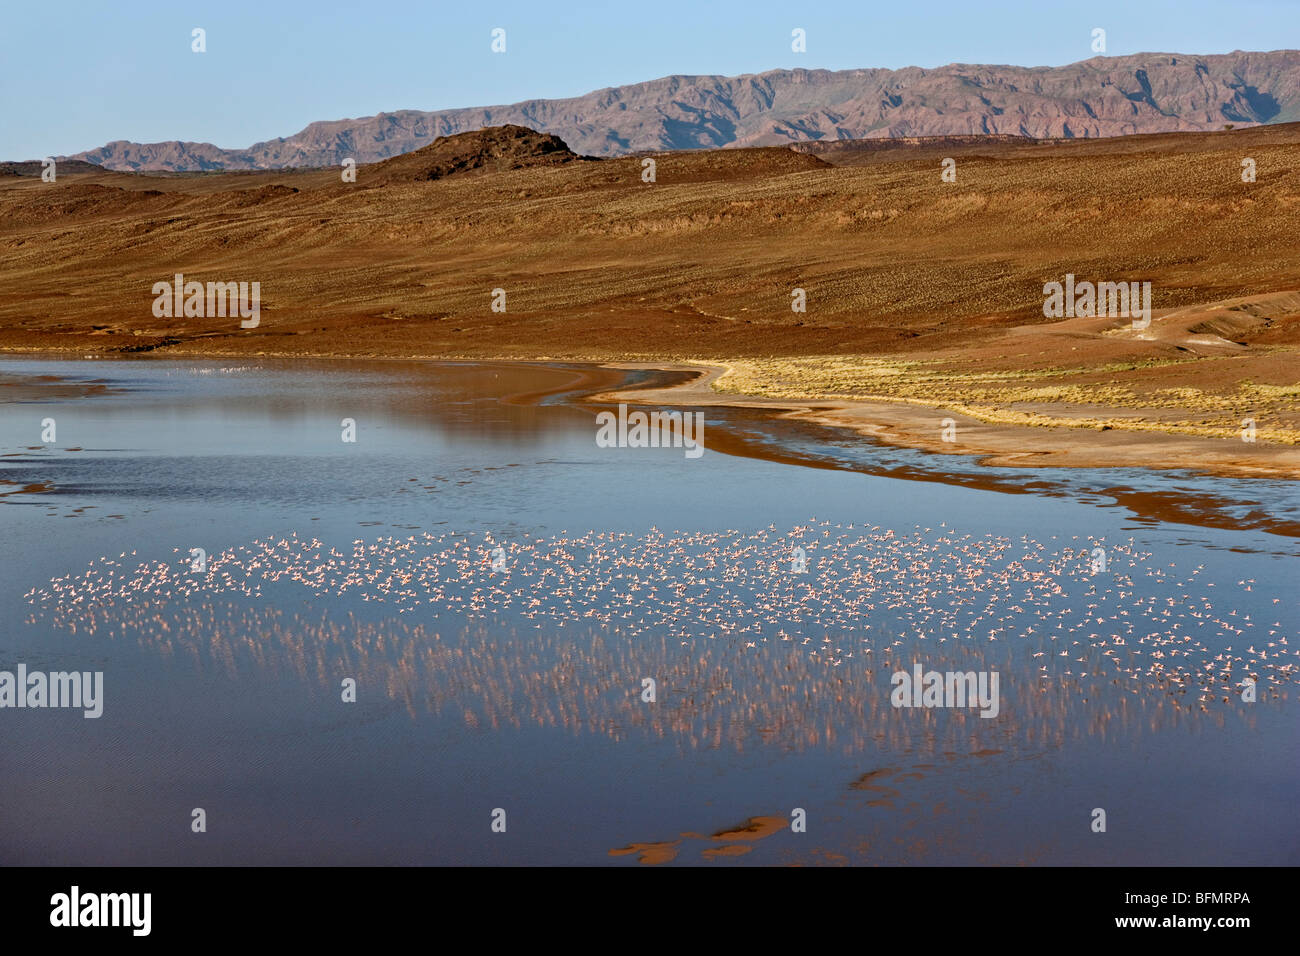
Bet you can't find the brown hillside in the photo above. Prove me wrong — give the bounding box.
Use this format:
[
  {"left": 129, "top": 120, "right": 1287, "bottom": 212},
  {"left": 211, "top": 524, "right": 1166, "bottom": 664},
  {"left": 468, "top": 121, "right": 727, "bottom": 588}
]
[{"left": 4, "top": 123, "right": 1300, "bottom": 460}]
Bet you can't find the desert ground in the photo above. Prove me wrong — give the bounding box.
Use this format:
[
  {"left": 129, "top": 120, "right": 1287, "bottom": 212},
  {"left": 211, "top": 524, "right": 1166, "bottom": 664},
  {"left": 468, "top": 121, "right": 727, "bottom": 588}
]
[{"left": 3, "top": 123, "right": 1300, "bottom": 476}]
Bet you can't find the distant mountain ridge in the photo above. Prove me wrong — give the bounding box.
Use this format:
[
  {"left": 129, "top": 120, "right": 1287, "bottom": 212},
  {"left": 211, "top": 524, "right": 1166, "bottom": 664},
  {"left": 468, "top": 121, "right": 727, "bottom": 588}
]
[{"left": 62, "top": 50, "right": 1300, "bottom": 171}]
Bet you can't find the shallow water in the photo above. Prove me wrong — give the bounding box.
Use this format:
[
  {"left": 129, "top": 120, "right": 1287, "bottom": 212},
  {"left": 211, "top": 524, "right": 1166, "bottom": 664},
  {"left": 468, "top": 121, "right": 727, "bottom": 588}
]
[{"left": 1, "top": 357, "right": 1297, "bottom": 865}]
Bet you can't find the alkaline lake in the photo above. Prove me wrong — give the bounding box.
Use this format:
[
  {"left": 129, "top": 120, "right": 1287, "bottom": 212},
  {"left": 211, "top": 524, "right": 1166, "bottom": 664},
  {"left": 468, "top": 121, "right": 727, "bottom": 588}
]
[{"left": 1, "top": 357, "right": 1296, "bottom": 865}]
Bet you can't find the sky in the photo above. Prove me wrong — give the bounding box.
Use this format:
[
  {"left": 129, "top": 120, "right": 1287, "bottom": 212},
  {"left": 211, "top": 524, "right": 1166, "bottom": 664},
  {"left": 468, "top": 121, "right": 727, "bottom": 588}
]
[{"left": 1, "top": 0, "right": 1297, "bottom": 159}]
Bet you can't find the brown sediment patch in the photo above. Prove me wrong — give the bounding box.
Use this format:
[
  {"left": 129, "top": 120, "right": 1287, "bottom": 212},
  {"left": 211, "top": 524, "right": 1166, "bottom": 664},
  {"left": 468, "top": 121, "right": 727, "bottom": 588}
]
[
  {"left": 702, "top": 844, "right": 754, "bottom": 859},
  {"left": 710, "top": 815, "right": 789, "bottom": 842},
  {"left": 850, "top": 767, "right": 902, "bottom": 794},
  {"left": 618, "top": 754, "right": 1016, "bottom": 863},
  {"left": 608, "top": 840, "right": 681, "bottom": 865},
  {"left": 0, "top": 481, "right": 53, "bottom": 496},
  {"left": 612, "top": 813, "right": 792, "bottom": 864}
]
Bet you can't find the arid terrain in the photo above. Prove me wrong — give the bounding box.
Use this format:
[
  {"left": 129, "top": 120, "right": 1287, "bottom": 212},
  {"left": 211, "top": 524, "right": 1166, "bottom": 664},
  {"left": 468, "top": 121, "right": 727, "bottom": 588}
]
[{"left": 4, "top": 121, "right": 1300, "bottom": 476}]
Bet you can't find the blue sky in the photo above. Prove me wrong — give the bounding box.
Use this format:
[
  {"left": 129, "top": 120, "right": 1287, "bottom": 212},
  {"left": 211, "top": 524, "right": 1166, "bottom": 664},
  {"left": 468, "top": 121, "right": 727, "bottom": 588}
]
[{"left": 1, "top": 0, "right": 1295, "bottom": 159}]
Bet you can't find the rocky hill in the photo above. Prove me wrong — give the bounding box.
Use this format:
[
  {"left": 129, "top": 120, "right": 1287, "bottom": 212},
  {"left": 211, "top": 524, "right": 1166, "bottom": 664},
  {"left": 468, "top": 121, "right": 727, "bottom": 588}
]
[{"left": 366, "top": 125, "right": 587, "bottom": 183}]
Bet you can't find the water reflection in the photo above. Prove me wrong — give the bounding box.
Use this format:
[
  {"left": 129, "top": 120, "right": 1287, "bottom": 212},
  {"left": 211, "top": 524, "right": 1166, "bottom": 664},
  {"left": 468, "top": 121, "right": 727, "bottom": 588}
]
[
  {"left": 26, "top": 523, "right": 1294, "bottom": 756},
  {"left": 26, "top": 597, "right": 1271, "bottom": 757}
]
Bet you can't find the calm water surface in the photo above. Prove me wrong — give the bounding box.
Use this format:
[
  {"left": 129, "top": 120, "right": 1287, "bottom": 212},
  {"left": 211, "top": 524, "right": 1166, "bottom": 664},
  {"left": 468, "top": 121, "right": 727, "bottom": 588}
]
[{"left": 1, "top": 357, "right": 1296, "bottom": 865}]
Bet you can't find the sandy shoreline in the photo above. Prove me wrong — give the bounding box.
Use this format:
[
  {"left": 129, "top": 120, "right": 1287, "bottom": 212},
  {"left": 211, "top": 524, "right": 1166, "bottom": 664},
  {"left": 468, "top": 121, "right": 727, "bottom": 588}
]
[
  {"left": 4, "top": 346, "right": 1298, "bottom": 482},
  {"left": 595, "top": 361, "right": 1300, "bottom": 481}
]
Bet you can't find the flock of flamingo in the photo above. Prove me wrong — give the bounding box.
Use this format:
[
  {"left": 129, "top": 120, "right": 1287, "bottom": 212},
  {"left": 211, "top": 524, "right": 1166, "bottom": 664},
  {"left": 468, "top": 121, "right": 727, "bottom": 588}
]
[{"left": 24, "top": 521, "right": 1296, "bottom": 719}]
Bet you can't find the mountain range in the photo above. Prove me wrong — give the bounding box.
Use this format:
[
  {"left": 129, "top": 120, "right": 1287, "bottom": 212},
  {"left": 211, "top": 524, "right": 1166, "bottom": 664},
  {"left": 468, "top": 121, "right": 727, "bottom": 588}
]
[{"left": 62, "top": 50, "right": 1300, "bottom": 172}]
